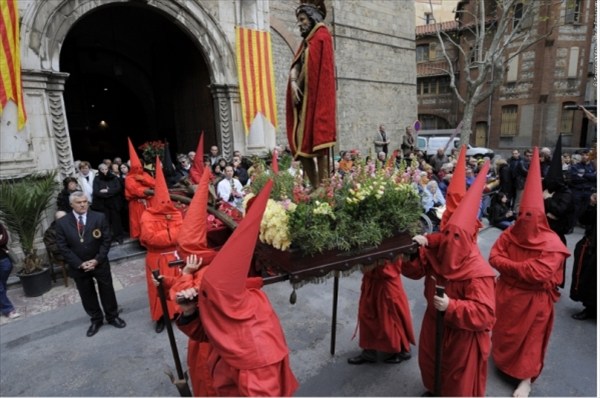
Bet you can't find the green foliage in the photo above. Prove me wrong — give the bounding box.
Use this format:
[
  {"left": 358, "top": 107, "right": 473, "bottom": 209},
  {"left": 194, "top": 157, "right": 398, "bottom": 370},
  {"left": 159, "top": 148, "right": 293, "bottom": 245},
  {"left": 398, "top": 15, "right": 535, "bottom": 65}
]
[
  {"left": 287, "top": 171, "right": 422, "bottom": 256},
  {"left": 246, "top": 164, "right": 296, "bottom": 201},
  {"left": 0, "top": 172, "right": 58, "bottom": 274}
]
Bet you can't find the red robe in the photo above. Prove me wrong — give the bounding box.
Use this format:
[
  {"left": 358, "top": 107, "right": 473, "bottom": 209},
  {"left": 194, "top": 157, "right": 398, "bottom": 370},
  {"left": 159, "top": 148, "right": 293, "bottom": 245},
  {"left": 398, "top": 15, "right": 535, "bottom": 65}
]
[
  {"left": 489, "top": 231, "right": 569, "bottom": 381},
  {"left": 125, "top": 173, "right": 155, "bottom": 238},
  {"left": 357, "top": 259, "right": 415, "bottom": 353},
  {"left": 285, "top": 23, "right": 336, "bottom": 159},
  {"left": 139, "top": 211, "right": 182, "bottom": 321},
  {"left": 170, "top": 273, "right": 217, "bottom": 397},
  {"left": 177, "top": 276, "right": 298, "bottom": 397},
  {"left": 403, "top": 232, "right": 496, "bottom": 397}
]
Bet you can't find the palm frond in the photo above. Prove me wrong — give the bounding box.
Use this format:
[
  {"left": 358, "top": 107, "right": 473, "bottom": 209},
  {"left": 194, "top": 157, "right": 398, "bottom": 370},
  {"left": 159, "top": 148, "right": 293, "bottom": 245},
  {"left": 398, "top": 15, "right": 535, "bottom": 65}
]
[{"left": 0, "top": 171, "right": 58, "bottom": 273}]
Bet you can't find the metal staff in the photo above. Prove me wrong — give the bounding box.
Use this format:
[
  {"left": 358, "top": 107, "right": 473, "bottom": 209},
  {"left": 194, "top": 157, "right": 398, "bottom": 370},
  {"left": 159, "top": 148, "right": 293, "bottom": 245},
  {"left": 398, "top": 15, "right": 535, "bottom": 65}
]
[
  {"left": 152, "top": 270, "right": 192, "bottom": 397},
  {"left": 434, "top": 285, "right": 445, "bottom": 396}
]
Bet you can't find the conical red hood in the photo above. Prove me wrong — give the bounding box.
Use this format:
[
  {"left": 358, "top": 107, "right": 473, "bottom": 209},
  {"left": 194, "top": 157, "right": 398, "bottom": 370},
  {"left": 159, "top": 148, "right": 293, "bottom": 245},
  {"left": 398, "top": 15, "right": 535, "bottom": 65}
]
[
  {"left": 176, "top": 168, "right": 216, "bottom": 262},
  {"left": 147, "top": 156, "right": 177, "bottom": 215},
  {"left": 272, "top": 149, "right": 279, "bottom": 174},
  {"left": 499, "top": 147, "right": 569, "bottom": 267},
  {"left": 506, "top": 147, "right": 569, "bottom": 253},
  {"left": 440, "top": 145, "right": 466, "bottom": 229},
  {"left": 189, "top": 132, "right": 205, "bottom": 184},
  {"left": 128, "top": 137, "right": 143, "bottom": 174},
  {"left": 426, "top": 160, "right": 495, "bottom": 281},
  {"left": 202, "top": 179, "right": 273, "bottom": 297},
  {"left": 519, "top": 147, "right": 545, "bottom": 218},
  {"left": 445, "top": 160, "right": 489, "bottom": 237}
]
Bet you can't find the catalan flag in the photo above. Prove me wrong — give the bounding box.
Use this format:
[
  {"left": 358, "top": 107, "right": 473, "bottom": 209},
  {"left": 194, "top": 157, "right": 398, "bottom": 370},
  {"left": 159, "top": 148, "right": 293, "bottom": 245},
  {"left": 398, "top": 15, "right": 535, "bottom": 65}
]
[
  {"left": 235, "top": 27, "right": 277, "bottom": 135},
  {"left": 0, "top": 0, "right": 26, "bottom": 129}
]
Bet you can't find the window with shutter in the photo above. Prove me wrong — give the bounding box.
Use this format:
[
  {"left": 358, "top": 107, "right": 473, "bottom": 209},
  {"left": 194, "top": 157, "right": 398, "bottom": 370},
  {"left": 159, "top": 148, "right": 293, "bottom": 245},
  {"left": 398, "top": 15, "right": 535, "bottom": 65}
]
[{"left": 500, "top": 106, "right": 518, "bottom": 136}]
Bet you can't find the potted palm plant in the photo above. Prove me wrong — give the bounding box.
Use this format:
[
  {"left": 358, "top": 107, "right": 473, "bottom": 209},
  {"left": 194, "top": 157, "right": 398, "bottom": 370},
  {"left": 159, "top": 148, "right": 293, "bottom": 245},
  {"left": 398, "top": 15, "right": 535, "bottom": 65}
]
[{"left": 0, "top": 171, "right": 58, "bottom": 297}]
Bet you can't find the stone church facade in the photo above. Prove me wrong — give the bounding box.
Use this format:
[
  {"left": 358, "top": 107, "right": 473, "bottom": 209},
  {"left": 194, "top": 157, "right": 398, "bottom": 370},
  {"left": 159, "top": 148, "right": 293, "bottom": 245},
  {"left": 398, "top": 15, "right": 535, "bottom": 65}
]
[{"left": 1, "top": 0, "right": 416, "bottom": 180}]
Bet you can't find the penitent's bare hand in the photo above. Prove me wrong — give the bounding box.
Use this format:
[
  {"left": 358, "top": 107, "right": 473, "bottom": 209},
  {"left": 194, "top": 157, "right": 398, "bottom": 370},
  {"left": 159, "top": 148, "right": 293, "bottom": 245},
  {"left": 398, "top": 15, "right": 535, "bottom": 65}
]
[
  {"left": 183, "top": 254, "right": 203, "bottom": 275},
  {"left": 433, "top": 293, "right": 449, "bottom": 311}
]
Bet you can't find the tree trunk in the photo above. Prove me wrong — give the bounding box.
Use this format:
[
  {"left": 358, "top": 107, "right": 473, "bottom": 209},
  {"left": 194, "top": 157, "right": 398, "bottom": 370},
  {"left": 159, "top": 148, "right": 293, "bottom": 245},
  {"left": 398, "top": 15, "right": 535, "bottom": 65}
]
[{"left": 458, "top": 101, "right": 475, "bottom": 146}]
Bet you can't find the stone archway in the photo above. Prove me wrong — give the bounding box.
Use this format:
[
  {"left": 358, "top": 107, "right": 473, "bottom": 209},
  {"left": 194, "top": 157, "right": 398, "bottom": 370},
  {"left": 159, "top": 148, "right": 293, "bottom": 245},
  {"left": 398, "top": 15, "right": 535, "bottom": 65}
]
[{"left": 19, "top": 0, "right": 240, "bottom": 177}]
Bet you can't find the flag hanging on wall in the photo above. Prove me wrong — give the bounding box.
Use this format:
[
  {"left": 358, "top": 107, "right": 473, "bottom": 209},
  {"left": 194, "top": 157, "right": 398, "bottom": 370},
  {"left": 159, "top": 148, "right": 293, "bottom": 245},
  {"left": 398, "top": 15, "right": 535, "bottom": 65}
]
[
  {"left": 0, "top": 0, "right": 26, "bottom": 130},
  {"left": 235, "top": 27, "right": 277, "bottom": 135}
]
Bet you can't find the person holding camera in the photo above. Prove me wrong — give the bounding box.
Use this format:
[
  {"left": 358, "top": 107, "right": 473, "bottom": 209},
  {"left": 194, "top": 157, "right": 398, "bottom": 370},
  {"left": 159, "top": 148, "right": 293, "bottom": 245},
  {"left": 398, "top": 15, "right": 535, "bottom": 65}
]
[{"left": 216, "top": 165, "right": 244, "bottom": 210}]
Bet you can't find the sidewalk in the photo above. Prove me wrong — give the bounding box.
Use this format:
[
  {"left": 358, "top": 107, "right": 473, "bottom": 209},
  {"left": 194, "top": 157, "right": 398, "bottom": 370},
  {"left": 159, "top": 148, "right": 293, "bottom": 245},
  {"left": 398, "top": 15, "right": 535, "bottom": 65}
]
[{"left": 0, "top": 256, "right": 147, "bottom": 326}]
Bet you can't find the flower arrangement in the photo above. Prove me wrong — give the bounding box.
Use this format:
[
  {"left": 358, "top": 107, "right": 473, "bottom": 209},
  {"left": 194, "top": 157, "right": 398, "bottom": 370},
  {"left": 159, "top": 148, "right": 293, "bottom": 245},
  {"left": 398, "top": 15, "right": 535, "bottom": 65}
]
[
  {"left": 139, "top": 140, "right": 165, "bottom": 165},
  {"left": 246, "top": 157, "right": 424, "bottom": 256}
]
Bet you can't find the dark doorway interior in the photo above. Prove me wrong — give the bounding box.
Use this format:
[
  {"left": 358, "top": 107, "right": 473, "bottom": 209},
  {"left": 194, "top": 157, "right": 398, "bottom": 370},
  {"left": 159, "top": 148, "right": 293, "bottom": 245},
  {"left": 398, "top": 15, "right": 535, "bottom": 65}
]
[{"left": 60, "top": 3, "right": 216, "bottom": 167}]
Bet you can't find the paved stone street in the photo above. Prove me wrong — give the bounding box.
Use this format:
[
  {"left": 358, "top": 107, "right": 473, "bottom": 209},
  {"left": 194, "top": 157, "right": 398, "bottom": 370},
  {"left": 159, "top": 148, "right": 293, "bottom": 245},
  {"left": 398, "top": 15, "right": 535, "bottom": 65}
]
[{"left": 0, "top": 226, "right": 596, "bottom": 397}]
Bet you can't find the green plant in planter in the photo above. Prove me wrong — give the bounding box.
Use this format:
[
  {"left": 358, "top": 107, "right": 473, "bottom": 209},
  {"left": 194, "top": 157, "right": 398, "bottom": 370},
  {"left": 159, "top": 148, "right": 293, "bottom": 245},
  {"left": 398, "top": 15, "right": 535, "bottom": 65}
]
[{"left": 0, "top": 171, "right": 58, "bottom": 274}]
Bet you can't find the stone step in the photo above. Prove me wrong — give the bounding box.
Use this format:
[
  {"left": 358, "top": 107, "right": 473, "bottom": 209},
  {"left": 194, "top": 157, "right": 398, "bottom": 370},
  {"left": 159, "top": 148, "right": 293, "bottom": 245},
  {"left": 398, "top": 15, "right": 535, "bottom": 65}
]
[{"left": 7, "top": 238, "right": 147, "bottom": 288}]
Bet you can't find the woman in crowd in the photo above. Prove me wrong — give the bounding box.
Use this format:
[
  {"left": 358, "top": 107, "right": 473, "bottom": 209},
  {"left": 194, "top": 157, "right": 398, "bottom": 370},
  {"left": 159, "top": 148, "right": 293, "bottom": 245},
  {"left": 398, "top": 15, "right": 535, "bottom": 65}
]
[{"left": 487, "top": 191, "right": 515, "bottom": 230}]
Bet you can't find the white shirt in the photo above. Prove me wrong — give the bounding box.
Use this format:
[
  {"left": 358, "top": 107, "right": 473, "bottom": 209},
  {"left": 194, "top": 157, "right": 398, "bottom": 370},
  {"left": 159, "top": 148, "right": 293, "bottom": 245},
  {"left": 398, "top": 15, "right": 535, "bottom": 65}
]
[
  {"left": 77, "top": 172, "right": 95, "bottom": 203},
  {"left": 217, "top": 177, "right": 244, "bottom": 208}
]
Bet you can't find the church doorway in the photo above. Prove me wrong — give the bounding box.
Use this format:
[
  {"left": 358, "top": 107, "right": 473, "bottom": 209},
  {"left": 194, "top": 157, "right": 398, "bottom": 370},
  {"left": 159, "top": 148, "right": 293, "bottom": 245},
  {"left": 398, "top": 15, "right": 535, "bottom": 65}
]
[{"left": 60, "top": 3, "right": 216, "bottom": 167}]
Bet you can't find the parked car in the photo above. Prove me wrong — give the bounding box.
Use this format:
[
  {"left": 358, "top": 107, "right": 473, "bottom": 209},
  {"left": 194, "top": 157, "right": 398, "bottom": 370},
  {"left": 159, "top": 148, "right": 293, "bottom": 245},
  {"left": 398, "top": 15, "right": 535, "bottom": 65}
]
[{"left": 423, "top": 136, "right": 494, "bottom": 159}]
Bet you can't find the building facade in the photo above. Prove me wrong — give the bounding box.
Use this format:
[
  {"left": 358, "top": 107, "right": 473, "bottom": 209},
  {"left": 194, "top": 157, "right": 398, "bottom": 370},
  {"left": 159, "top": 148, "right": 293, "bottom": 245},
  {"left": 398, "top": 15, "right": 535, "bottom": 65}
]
[
  {"left": 416, "top": 0, "right": 596, "bottom": 150},
  {"left": 0, "top": 0, "right": 417, "bottom": 181}
]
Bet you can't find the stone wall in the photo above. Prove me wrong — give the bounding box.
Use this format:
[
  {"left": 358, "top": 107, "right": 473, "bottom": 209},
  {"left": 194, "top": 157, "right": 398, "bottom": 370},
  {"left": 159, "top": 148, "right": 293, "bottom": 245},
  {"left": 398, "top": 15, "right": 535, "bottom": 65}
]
[{"left": 271, "top": 0, "right": 417, "bottom": 156}]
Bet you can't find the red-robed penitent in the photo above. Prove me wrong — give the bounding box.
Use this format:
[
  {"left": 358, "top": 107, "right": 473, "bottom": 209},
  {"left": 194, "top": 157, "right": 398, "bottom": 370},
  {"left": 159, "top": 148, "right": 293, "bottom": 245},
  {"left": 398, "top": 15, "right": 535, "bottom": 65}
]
[
  {"left": 125, "top": 138, "right": 155, "bottom": 238},
  {"left": 285, "top": 22, "right": 336, "bottom": 159},
  {"left": 176, "top": 180, "right": 298, "bottom": 397},
  {"left": 170, "top": 167, "right": 218, "bottom": 397},
  {"left": 139, "top": 158, "right": 182, "bottom": 323},
  {"left": 403, "top": 162, "right": 496, "bottom": 397},
  {"left": 357, "top": 259, "right": 415, "bottom": 354},
  {"left": 490, "top": 148, "right": 570, "bottom": 383}
]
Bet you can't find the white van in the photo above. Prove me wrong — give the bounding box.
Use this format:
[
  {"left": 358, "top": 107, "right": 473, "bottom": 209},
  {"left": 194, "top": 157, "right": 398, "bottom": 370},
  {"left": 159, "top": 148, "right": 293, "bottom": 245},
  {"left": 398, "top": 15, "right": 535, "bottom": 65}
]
[{"left": 424, "top": 136, "right": 494, "bottom": 159}]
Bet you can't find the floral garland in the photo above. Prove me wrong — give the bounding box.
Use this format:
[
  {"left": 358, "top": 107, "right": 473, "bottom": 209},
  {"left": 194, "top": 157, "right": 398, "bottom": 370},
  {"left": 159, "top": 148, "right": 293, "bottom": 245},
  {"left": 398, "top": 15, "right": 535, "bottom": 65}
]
[{"left": 246, "top": 157, "right": 424, "bottom": 255}]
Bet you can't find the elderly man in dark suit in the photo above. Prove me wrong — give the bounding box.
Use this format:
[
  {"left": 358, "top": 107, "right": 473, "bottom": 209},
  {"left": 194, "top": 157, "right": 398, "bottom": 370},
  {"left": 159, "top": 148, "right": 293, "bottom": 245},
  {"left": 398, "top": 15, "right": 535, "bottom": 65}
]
[{"left": 55, "top": 190, "right": 126, "bottom": 337}]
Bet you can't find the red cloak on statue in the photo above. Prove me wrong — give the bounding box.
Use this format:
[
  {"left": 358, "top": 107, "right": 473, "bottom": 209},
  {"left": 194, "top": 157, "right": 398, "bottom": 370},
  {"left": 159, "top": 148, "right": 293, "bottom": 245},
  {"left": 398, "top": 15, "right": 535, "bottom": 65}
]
[{"left": 285, "top": 23, "right": 336, "bottom": 159}]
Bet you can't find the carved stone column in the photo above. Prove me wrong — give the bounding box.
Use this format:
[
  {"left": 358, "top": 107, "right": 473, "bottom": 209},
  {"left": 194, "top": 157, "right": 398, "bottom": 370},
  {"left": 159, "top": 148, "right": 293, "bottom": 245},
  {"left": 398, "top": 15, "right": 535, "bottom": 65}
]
[
  {"left": 44, "top": 71, "right": 75, "bottom": 180},
  {"left": 210, "top": 84, "right": 240, "bottom": 161}
]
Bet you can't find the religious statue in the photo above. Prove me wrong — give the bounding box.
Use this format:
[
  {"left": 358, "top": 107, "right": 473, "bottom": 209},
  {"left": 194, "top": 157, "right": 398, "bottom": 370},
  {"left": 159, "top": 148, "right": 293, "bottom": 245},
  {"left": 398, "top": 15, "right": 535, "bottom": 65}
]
[{"left": 286, "top": 0, "right": 336, "bottom": 188}]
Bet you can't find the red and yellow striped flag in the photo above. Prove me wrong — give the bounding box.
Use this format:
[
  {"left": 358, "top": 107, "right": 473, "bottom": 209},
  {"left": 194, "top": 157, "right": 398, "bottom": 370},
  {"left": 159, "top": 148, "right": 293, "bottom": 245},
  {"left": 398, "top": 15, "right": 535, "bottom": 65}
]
[
  {"left": 0, "top": 0, "right": 26, "bottom": 129},
  {"left": 235, "top": 27, "right": 277, "bottom": 135}
]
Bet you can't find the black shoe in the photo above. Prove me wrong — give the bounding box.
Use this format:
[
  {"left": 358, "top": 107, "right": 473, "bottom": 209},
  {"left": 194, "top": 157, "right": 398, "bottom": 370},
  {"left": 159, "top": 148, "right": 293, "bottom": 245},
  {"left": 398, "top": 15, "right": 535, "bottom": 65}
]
[
  {"left": 155, "top": 318, "right": 165, "bottom": 333},
  {"left": 383, "top": 351, "right": 412, "bottom": 364},
  {"left": 86, "top": 322, "right": 103, "bottom": 337},
  {"left": 347, "top": 349, "right": 377, "bottom": 365},
  {"left": 347, "top": 355, "right": 376, "bottom": 365},
  {"left": 572, "top": 309, "right": 595, "bottom": 320},
  {"left": 108, "top": 317, "right": 126, "bottom": 328}
]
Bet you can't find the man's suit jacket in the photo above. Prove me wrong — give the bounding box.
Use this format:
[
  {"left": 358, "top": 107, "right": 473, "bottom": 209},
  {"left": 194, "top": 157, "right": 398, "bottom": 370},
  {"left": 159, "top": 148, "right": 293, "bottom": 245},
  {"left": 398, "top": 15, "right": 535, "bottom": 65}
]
[{"left": 55, "top": 210, "right": 112, "bottom": 277}]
